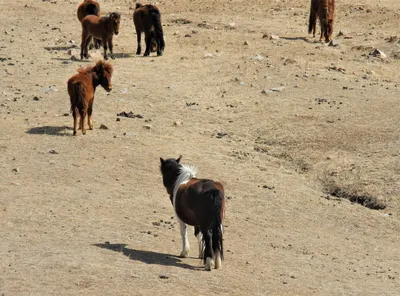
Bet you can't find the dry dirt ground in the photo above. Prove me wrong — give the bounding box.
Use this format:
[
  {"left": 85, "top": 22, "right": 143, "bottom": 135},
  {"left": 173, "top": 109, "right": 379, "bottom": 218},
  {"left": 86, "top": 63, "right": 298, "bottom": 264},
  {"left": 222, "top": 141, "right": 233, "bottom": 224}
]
[{"left": 1, "top": 0, "right": 400, "bottom": 295}]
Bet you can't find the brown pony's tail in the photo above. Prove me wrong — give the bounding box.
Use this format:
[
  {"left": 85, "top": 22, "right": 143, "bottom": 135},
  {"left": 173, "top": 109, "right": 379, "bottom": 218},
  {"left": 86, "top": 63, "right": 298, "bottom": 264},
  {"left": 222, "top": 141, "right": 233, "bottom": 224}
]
[
  {"left": 85, "top": 3, "right": 99, "bottom": 18},
  {"left": 150, "top": 7, "right": 165, "bottom": 52},
  {"left": 308, "top": 0, "right": 316, "bottom": 34}
]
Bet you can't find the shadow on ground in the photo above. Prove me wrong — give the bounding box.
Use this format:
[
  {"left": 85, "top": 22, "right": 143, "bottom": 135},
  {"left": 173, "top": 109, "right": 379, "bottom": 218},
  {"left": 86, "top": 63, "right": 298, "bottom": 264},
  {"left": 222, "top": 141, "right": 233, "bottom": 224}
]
[
  {"left": 26, "top": 126, "right": 71, "bottom": 136},
  {"left": 94, "top": 243, "right": 201, "bottom": 270}
]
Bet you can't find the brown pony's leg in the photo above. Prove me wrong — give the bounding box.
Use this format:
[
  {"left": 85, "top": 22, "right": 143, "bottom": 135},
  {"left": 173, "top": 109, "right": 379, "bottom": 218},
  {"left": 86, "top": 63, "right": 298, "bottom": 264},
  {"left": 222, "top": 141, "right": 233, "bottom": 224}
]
[
  {"left": 144, "top": 29, "right": 151, "bottom": 56},
  {"left": 72, "top": 107, "right": 79, "bottom": 135},
  {"left": 135, "top": 29, "right": 142, "bottom": 55},
  {"left": 103, "top": 39, "right": 108, "bottom": 60},
  {"left": 80, "top": 109, "right": 87, "bottom": 135},
  {"left": 108, "top": 39, "right": 115, "bottom": 60},
  {"left": 81, "top": 33, "right": 91, "bottom": 59},
  {"left": 88, "top": 102, "right": 93, "bottom": 130}
]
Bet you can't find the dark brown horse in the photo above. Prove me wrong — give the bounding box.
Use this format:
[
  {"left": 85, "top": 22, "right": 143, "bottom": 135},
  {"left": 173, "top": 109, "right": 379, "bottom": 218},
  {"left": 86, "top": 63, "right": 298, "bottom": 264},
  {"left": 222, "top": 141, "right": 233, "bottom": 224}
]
[
  {"left": 77, "top": 0, "right": 101, "bottom": 49},
  {"left": 81, "top": 12, "right": 121, "bottom": 60},
  {"left": 67, "top": 60, "right": 113, "bottom": 135},
  {"left": 308, "top": 0, "right": 335, "bottom": 42},
  {"left": 133, "top": 3, "right": 165, "bottom": 56},
  {"left": 160, "top": 156, "right": 225, "bottom": 271}
]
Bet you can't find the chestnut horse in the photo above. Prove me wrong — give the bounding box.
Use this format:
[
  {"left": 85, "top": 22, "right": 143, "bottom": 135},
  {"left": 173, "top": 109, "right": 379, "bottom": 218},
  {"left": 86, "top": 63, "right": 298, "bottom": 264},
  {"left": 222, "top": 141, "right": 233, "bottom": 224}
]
[
  {"left": 77, "top": 0, "right": 101, "bottom": 49},
  {"left": 160, "top": 156, "right": 225, "bottom": 271},
  {"left": 133, "top": 3, "right": 165, "bottom": 56},
  {"left": 308, "top": 0, "right": 335, "bottom": 42},
  {"left": 67, "top": 60, "right": 113, "bottom": 135},
  {"left": 81, "top": 12, "right": 121, "bottom": 60}
]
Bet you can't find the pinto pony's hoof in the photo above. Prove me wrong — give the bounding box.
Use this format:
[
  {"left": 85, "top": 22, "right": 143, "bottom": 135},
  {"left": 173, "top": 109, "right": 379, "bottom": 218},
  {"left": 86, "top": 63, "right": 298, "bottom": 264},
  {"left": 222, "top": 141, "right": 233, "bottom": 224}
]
[
  {"left": 110, "top": 54, "right": 115, "bottom": 60},
  {"left": 205, "top": 257, "right": 215, "bottom": 271},
  {"left": 179, "top": 249, "right": 189, "bottom": 258}
]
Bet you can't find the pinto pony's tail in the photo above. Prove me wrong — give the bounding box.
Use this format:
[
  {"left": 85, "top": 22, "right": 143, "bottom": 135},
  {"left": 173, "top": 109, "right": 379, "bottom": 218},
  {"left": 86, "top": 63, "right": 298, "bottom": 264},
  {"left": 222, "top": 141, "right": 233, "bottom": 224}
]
[
  {"left": 203, "top": 189, "right": 224, "bottom": 265},
  {"left": 149, "top": 6, "right": 165, "bottom": 53}
]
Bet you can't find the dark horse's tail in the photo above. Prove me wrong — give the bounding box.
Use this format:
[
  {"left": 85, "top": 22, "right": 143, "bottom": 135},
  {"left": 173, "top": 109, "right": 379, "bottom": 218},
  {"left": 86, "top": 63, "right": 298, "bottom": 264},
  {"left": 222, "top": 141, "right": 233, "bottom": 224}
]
[
  {"left": 308, "top": 0, "right": 316, "bottom": 34},
  {"left": 85, "top": 3, "right": 99, "bottom": 17},
  {"left": 202, "top": 189, "right": 224, "bottom": 265},
  {"left": 149, "top": 6, "right": 165, "bottom": 53}
]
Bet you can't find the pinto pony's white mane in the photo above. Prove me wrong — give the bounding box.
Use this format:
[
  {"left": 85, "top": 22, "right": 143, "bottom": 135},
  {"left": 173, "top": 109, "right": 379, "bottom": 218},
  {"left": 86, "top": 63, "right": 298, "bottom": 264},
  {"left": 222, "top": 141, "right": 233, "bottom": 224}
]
[{"left": 172, "top": 164, "right": 198, "bottom": 209}]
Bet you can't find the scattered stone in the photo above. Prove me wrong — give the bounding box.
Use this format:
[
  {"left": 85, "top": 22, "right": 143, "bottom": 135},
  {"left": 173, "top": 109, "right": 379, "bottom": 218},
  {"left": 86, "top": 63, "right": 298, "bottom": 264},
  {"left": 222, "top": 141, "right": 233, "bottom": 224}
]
[
  {"left": 270, "top": 87, "right": 285, "bottom": 92},
  {"left": 270, "top": 34, "right": 280, "bottom": 40},
  {"left": 243, "top": 41, "right": 249, "bottom": 46},
  {"left": 184, "top": 34, "right": 192, "bottom": 37},
  {"left": 204, "top": 53, "right": 214, "bottom": 58},
  {"left": 328, "top": 39, "right": 340, "bottom": 47},
  {"left": 116, "top": 118, "right": 121, "bottom": 122},
  {"left": 262, "top": 33, "right": 269, "bottom": 39},
  {"left": 49, "top": 149, "right": 59, "bottom": 154},
  {"left": 370, "top": 49, "right": 387, "bottom": 59},
  {"left": 63, "top": 113, "right": 69, "bottom": 116},
  {"left": 33, "top": 96, "right": 40, "bottom": 101},
  {"left": 251, "top": 54, "right": 265, "bottom": 61},
  {"left": 215, "top": 132, "right": 228, "bottom": 139},
  {"left": 120, "top": 88, "right": 128, "bottom": 93},
  {"left": 143, "top": 125, "right": 152, "bottom": 130},
  {"left": 173, "top": 121, "right": 182, "bottom": 127},
  {"left": 117, "top": 111, "right": 143, "bottom": 119},
  {"left": 159, "top": 275, "right": 169, "bottom": 279},
  {"left": 261, "top": 89, "right": 273, "bottom": 95},
  {"left": 99, "top": 124, "right": 109, "bottom": 130},
  {"left": 12, "top": 168, "right": 19, "bottom": 173}
]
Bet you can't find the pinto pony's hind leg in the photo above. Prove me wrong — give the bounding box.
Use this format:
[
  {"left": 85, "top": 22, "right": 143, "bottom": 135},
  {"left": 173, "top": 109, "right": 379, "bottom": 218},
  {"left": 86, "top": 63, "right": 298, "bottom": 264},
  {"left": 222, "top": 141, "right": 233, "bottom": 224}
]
[
  {"left": 178, "top": 219, "right": 190, "bottom": 258},
  {"left": 194, "top": 226, "right": 204, "bottom": 259},
  {"left": 202, "top": 229, "right": 215, "bottom": 271}
]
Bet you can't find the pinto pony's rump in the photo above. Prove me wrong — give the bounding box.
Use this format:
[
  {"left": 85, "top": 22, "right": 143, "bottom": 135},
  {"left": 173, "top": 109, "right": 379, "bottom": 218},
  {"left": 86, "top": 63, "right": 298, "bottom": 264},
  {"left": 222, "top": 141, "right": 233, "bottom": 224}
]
[
  {"left": 133, "top": 4, "right": 165, "bottom": 56},
  {"left": 160, "top": 156, "right": 225, "bottom": 271},
  {"left": 67, "top": 60, "right": 113, "bottom": 135},
  {"left": 308, "top": 0, "right": 335, "bottom": 42}
]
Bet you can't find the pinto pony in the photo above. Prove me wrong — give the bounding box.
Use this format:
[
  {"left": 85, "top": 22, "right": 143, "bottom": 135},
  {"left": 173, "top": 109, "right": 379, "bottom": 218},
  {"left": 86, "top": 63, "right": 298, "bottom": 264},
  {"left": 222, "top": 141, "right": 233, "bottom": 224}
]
[
  {"left": 81, "top": 12, "right": 121, "bottom": 60},
  {"left": 77, "top": 0, "right": 101, "bottom": 49},
  {"left": 308, "top": 0, "right": 335, "bottom": 42},
  {"left": 67, "top": 60, "right": 113, "bottom": 135},
  {"left": 160, "top": 156, "right": 225, "bottom": 271},
  {"left": 133, "top": 3, "right": 165, "bottom": 56}
]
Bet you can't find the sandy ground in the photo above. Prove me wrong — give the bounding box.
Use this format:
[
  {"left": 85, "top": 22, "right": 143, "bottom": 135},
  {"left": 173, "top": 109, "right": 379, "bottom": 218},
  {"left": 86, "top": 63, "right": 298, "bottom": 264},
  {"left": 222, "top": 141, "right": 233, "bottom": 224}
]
[{"left": 1, "top": 0, "right": 400, "bottom": 295}]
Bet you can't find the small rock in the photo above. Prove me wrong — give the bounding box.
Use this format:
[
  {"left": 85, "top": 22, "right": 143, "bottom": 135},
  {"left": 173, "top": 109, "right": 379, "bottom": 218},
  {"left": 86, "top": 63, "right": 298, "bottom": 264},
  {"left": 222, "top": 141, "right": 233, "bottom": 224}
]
[
  {"left": 33, "top": 96, "right": 40, "bottom": 101},
  {"left": 270, "top": 87, "right": 285, "bottom": 92},
  {"left": 243, "top": 41, "right": 249, "bottom": 46},
  {"left": 159, "top": 275, "right": 169, "bottom": 279},
  {"left": 120, "top": 88, "right": 128, "bottom": 93},
  {"left": 328, "top": 39, "right": 340, "bottom": 47},
  {"left": 184, "top": 34, "right": 191, "bottom": 38},
  {"left": 12, "top": 168, "right": 19, "bottom": 173},
  {"left": 370, "top": 49, "right": 387, "bottom": 59},
  {"left": 270, "top": 34, "right": 280, "bottom": 40},
  {"left": 204, "top": 53, "right": 214, "bottom": 58},
  {"left": 261, "top": 89, "right": 273, "bottom": 95},
  {"left": 49, "top": 149, "right": 59, "bottom": 154},
  {"left": 143, "top": 125, "right": 152, "bottom": 130},
  {"left": 251, "top": 54, "right": 265, "bottom": 61},
  {"left": 116, "top": 118, "right": 121, "bottom": 122},
  {"left": 99, "top": 124, "right": 109, "bottom": 130},
  {"left": 70, "top": 55, "right": 78, "bottom": 61},
  {"left": 173, "top": 121, "right": 182, "bottom": 127}
]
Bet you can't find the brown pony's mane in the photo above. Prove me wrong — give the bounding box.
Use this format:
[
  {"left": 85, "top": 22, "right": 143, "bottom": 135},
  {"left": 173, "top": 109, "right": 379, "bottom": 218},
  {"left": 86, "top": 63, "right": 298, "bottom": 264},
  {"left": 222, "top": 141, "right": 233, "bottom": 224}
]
[{"left": 77, "top": 60, "right": 113, "bottom": 75}]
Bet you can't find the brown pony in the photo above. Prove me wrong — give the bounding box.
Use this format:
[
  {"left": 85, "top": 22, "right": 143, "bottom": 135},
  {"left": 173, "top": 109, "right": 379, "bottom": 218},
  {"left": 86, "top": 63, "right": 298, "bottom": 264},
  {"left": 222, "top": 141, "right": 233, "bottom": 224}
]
[
  {"left": 308, "top": 0, "right": 335, "bottom": 42},
  {"left": 77, "top": 0, "right": 101, "bottom": 49},
  {"left": 67, "top": 60, "right": 113, "bottom": 135},
  {"left": 81, "top": 12, "right": 121, "bottom": 60},
  {"left": 160, "top": 156, "right": 225, "bottom": 271},
  {"left": 133, "top": 3, "right": 165, "bottom": 56}
]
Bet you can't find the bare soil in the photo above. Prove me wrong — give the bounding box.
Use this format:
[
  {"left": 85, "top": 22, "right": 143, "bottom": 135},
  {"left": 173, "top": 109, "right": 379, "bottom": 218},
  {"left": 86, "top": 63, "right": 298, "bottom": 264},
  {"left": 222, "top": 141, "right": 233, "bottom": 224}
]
[{"left": 1, "top": 0, "right": 400, "bottom": 295}]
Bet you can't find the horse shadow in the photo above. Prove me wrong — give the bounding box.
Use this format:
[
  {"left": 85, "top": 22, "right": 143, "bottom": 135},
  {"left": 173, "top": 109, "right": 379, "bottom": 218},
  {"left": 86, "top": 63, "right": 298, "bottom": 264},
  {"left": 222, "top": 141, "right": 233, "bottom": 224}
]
[
  {"left": 112, "top": 53, "right": 135, "bottom": 59},
  {"left": 279, "top": 36, "right": 316, "bottom": 44},
  {"left": 26, "top": 125, "right": 72, "bottom": 136},
  {"left": 93, "top": 243, "right": 201, "bottom": 270},
  {"left": 44, "top": 45, "right": 77, "bottom": 51}
]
